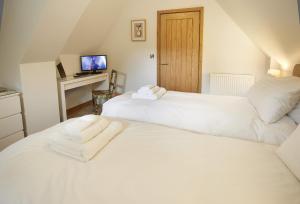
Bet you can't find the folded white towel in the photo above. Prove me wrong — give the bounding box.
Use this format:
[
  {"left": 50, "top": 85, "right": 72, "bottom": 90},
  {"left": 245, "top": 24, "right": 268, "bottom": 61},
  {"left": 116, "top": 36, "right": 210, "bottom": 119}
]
[
  {"left": 132, "top": 87, "right": 167, "bottom": 100},
  {"left": 137, "top": 86, "right": 160, "bottom": 95},
  {"left": 49, "top": 121, "right": 124, "bottom": 162},
  {"left": 137, "top": 85, "right": 155, "bottom": 94},
  {"left": 62, "top": 117, "right": 110, "bottom": 143},
  {"left": 63, "top": 115, "right": 100, "bottom": 136},
  {"left": 80, "top": 114, "right": 99, "bottom": 122}
]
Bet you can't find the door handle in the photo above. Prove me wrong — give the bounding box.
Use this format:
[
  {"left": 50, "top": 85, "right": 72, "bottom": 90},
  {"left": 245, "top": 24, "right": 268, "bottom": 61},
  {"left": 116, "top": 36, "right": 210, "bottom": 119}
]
[{"left": 160, "top": 64, "right": 168, "bottom": 66}]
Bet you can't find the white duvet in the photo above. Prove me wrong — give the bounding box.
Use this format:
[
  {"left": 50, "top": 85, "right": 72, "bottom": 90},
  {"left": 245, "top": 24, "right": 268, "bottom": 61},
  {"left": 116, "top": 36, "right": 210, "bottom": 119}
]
[
  {"left": 0, "top": 120, "right": 299, "bottom": 204},
  {"left": 102, "top": 91, "right": 296, "bottom": 144}
]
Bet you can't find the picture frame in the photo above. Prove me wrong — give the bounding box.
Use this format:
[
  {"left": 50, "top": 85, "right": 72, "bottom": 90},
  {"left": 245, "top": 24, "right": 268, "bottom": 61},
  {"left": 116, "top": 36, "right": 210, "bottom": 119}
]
[
  {"left": 131, "top": 19, "right": 146, "bottom": 41},
  {"left": 56, "top": 63, "right": 66, "bottom": 79}
]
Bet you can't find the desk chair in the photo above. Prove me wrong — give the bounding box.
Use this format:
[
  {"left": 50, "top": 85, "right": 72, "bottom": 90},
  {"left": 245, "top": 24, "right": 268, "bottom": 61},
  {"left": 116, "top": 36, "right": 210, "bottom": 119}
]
[{"left": 92, "top": 70, "right": 118, "bottom": 114}]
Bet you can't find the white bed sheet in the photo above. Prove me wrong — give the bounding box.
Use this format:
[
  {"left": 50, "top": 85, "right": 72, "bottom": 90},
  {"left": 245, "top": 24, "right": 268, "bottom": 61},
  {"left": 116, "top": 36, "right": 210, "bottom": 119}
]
[
  {"left": 102, "top": 91, "right": 296, "bottom": 144},
  {"left": 0, "top": 120, "right": 299, "bottom": 204}
]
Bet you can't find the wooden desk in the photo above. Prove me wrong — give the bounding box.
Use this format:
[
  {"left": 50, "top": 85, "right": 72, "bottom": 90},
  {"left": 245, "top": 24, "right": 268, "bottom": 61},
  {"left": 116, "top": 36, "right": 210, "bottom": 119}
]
[{"left": 57, "top": 73, "right": 108, "bottom": 121}]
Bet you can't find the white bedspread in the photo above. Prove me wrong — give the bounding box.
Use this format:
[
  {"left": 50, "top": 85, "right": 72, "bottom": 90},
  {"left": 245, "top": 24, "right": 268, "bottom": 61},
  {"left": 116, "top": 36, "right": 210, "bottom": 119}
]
[
  {"left": 0, "top": 120, "right": 299, "bottom": 204},
  {"left": 102, "top": 92, "right": 296, "bottom": 144}
]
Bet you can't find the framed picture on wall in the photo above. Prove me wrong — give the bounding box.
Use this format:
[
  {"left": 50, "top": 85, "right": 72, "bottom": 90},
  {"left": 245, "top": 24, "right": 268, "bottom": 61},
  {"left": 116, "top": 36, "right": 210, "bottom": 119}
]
[{"left": 131, "top": 19, "right": 146, "bottom": 41}]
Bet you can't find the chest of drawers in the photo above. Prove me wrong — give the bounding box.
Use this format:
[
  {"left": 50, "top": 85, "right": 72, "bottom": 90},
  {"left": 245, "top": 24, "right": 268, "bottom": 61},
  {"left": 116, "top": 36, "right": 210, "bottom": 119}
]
[{"left": 0, "top": 93, "right": 24, "bottom": 151}]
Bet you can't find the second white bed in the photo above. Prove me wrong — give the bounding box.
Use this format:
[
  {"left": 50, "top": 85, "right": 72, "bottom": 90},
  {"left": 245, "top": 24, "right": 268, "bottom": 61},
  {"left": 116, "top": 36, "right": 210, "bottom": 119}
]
[{"left": 102, "top": 91, "right": 296, "bottom": 145}]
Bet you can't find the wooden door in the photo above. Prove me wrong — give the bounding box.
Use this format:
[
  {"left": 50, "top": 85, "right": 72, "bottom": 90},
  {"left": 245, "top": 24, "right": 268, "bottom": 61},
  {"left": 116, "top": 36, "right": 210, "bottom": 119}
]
[{"left": 158, "top": 8, "right": 203, "bottom": 92}]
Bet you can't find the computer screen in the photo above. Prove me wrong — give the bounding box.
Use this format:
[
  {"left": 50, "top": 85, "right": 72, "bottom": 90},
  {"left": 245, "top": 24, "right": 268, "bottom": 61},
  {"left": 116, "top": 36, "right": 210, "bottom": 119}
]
[{"left": 80, "top": 55, "right": 107, "bottom": 72}]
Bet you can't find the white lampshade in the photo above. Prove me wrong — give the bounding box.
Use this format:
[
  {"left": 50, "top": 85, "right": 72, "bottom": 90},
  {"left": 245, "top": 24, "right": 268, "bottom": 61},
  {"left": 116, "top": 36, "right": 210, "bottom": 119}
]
[{"left": 268, "top": 69, "right": 281, "bottom": 77}]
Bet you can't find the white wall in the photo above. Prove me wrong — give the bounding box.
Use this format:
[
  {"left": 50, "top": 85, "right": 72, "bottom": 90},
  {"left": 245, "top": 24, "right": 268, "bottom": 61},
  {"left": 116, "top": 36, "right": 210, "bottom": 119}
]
[
  {"left": 59, "top": 54, "right": 81, "bottom": 76},
  {"left": 0, "top": 0, "right": 47, "bottom": 90},
  {"left": 0, "top": 0, "right": 93, "bottom": 135},
  {"left": 0, "top": 0, "right": 91, "bottom": 91},
  {"left": 216, "top": 0, "right": 300, "bottom": 71},
  {"left": 20, "top": 61, "right": 60, "bottom": 135},
  {"left": 99, "top": 0, "right": 269, "bottom": 93},
  {"left": 62, "top": 0, "right": 126, "bottom": 54},
  {"left": 22, "top": 0, "right": 91, "bottom": 63}
]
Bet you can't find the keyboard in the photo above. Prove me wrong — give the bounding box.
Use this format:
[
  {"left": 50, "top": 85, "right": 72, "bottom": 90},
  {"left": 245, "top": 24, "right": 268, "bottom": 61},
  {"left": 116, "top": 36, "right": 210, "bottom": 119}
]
[
  {"left": 74, "top": 72, "right": 90, "bottom": 76},
  {"left": 73, "top": 72, "right": 92, "bottom": 78}
]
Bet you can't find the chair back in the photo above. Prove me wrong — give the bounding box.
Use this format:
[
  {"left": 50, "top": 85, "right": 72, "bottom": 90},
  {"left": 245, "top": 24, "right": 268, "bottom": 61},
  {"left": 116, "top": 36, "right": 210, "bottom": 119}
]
[{"left": 109, "top": 70, "right": 118, "bottom": 93}]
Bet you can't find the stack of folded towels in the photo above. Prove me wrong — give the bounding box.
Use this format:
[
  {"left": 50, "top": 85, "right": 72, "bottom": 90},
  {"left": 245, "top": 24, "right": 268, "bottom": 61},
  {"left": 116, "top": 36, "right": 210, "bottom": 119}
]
[
  {"left": 132, "top": 85, "right": 167, "bottom": 100},
  {"left": 48, "top": 115, "right": 124, "bottom": 162}
]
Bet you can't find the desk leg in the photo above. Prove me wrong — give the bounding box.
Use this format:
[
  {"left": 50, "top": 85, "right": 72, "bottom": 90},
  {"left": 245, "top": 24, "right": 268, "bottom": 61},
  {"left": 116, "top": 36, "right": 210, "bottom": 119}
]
[{"left": 60, "top": 84, "right": 67, "bottom": 121}]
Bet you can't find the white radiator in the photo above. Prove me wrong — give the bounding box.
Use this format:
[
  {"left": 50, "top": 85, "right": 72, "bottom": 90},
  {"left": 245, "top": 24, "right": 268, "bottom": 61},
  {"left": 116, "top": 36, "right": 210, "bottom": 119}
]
[{"left": 209, "top": 73, "right": 255, "bottom": 96}]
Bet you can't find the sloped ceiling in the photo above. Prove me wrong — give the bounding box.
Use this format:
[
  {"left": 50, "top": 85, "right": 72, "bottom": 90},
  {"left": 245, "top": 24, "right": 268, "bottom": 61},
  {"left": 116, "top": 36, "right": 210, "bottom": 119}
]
[
  {"left": 0, "top": 0, "right": 48, "bottom": 89},
  {"left": 61, "top": 0, "right": 127, "bottom": 54},
  {"left": 216, "top": 0, "right": 300, "bottom": 71},
  {"left": 22, "top": 0, "right": 91, "bottom": 63}
]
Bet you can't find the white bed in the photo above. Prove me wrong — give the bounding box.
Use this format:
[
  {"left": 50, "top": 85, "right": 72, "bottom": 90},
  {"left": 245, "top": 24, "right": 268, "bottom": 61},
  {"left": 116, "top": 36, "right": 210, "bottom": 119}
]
[
  {"left": 0, "top": 119, "right": 300, "bottom": 204},
  {"left": 102, "top": 91, "right": 296, "bottom": 145}
]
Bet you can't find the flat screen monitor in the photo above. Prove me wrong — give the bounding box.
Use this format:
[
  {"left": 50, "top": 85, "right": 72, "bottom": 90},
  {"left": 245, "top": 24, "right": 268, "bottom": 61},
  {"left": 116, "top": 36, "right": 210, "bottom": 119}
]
[{"left": 80, "top": 55, "right": 107, "bottom": 72}]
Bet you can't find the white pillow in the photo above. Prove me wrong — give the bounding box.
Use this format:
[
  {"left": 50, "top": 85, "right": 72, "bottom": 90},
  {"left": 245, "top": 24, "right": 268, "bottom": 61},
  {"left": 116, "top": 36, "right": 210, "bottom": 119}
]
[
  {"left": 289, "top": 102, "right": 300, "bottom": 124},
  {"left": 277, "top": 125, "right": 300, "bottom": 180},
  {"left": 253, "top": 116, "right": 297, "bottom": 145},
  {"left": 248, "top": 76, "right": 300, "bottom": 123}
]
